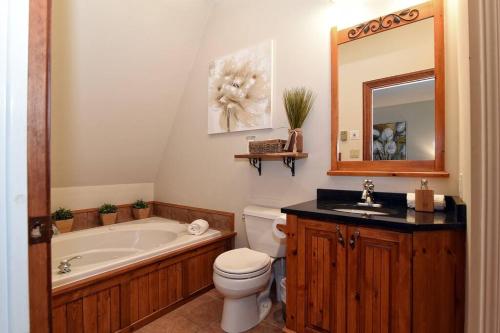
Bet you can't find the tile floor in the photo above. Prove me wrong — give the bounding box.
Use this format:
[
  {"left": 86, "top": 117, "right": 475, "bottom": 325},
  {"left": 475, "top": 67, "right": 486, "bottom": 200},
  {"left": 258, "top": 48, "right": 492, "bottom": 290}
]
[{"left": 136, "top": 288, "right": 285, "bottom": 333}]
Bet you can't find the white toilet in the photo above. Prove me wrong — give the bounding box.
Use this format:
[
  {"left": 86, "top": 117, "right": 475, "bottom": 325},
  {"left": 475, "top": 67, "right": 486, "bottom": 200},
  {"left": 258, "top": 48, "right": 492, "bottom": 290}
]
[{"left": 213, "top": 205, "right": 286, "bottom": 333}]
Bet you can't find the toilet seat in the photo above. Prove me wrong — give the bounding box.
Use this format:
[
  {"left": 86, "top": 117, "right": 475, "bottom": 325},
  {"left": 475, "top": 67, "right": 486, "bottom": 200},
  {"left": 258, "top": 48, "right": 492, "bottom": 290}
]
[
  {"left": 214, "top": 261, "right": 271, "bottom": 279},
  {"left": 214, "top": 248, "right": 271, "bottom": 280}
]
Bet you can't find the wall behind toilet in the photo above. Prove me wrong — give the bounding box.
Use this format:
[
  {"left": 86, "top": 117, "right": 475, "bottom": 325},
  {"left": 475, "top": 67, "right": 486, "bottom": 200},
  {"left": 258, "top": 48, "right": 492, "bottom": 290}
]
[{"left": 154, "top": 0, "right": 471, "bottom": 248}]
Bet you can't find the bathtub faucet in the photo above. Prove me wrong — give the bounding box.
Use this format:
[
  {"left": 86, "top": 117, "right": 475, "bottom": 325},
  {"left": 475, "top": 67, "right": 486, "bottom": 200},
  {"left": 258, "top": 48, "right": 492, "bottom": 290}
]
[{"left": 58, "top": 256, "right": 81, "bottom": 274}]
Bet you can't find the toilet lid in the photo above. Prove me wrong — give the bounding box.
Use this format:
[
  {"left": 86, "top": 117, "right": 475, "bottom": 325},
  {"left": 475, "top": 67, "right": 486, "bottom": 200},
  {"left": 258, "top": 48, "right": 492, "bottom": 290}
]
[
  {"left": 214, "top": 261, "right": 271, "bottom": 279},
  {"left": 214, "top": 248, "right": 271, "bottom": 274}
]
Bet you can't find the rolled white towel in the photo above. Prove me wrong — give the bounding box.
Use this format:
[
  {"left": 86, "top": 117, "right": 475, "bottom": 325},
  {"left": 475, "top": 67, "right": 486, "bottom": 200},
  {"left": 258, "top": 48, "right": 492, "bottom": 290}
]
[
  {"left": 272, "top": 214, "right": 287, "bottom": 239},
  {"left": 187, "top": 219, "right": 209, "bottom": 236},
  {"left": 407, "top": 193, "right": 446, "bottom": 211}
]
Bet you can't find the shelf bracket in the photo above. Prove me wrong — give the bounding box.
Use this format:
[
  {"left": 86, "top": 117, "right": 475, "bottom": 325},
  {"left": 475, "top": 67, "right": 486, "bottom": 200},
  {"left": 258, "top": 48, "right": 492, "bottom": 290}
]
[
  {"left": 283, "top": 157, "right": 296, "bottom": 176},
  {"left": 249, "top": 158, "right": 262, "bottom": 176}
]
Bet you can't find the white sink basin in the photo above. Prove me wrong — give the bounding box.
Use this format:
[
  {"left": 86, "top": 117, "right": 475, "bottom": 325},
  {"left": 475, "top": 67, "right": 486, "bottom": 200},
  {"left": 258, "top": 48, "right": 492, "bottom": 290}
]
[{"left": 333, "top": 208, "right": 389, "bottom": 216}]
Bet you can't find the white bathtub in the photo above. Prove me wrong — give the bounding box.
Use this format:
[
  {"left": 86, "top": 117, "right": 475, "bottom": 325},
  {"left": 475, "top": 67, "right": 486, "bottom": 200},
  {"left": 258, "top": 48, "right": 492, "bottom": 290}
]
[{"left": 51, "top": 217, "right": 222, "bottom": 288}]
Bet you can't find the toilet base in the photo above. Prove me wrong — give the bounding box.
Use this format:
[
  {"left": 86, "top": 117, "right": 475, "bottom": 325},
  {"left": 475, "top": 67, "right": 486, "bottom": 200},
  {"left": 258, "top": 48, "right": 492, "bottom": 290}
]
[
  {"left": 220, "top": 273, "right": 274, "bottom": 333},
  {"left": 221, "top": 294, "right": 259, "bottom": 333}
]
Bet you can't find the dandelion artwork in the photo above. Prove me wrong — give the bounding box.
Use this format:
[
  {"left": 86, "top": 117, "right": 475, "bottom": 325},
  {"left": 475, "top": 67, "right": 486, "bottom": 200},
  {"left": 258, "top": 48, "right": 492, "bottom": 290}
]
[
  {"left": 208, "top": 41, "right": 273, "bottom": 134},
  {"left": 372, "top": 122, "right": 407, "bottom": 160}
]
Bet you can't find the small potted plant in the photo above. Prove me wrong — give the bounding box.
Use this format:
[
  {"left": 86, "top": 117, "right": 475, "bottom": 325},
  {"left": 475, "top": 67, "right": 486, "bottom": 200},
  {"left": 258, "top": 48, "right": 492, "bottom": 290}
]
[
  {"left": 283, "top": 87, "right": 315, "bottom": 152},
  {"left": 132, "top": 199, "right": 150, "bottom": 220},
  {"left": 51, "top": 207, "right": 74, "bottom": 233},
  {"left": 99, "top": 203, "right": 118, "bottom": 225}
]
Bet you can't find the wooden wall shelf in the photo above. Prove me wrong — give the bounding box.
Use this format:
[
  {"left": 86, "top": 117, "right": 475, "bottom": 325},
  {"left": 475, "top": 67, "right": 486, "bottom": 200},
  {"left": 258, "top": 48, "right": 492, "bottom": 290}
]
[{"left": 234, "top": 152, "right": 308, "bottom": 176}]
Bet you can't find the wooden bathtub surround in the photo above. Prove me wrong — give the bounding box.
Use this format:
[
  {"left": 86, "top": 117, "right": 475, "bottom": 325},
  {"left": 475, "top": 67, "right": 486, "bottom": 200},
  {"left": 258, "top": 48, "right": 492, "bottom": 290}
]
[
  {"left": 66, "top": 201, "right": 235, "bottom": 233},
  {"left": 284, "top": 216, "right": 465, "bottom": 333},
  {"left": 52, "top": 230, "right": 236, "bottom": 333},
  {"left": 153, "top": 201, "right": 235, "bottom": 232},
  {"left": 52, "top": 203, "right": 235, "bottom": 332}
]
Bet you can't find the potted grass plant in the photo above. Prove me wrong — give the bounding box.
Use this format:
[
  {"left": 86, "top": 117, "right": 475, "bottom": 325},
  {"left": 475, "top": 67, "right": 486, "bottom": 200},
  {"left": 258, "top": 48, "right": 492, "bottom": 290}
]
[
  {"left": 52, "top": 207, "right": 74, "bottom": 233},
  {"left": 99, "top": 203, "right": 118, "bottom": 225},
  {"left": 283, "top": 87, "right": 315, "bottom": 152},
  {"left": 132, "top": 199, "right": 150, "bottom": 220}
]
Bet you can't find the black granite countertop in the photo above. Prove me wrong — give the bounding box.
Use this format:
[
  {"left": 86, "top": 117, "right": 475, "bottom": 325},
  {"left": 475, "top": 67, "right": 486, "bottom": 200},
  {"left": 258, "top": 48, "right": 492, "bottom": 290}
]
[{"left": 281, "top": 189, "right": 466, "bottom": 232}]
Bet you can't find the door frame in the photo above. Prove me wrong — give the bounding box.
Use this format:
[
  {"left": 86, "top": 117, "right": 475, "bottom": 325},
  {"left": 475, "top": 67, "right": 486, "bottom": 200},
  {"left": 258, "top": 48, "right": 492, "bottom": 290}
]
[
  {"left": 0, "top": 0, "right": 31, "bottom": 331},
  {"left": 27, "top": 0, "right": 53, "bottom": 332}
]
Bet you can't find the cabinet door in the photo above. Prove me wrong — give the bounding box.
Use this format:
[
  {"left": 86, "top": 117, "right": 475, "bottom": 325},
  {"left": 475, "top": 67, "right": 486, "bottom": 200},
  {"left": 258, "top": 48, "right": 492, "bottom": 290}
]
[
  {"left": 347, "top": 227, "right": 411, "bottom": 333},
  {"left": 297, "top": 219, "right": 347, "bottom": 333}
]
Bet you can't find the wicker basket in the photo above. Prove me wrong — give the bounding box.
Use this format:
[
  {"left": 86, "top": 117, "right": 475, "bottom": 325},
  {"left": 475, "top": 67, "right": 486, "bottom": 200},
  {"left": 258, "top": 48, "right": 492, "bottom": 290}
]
[{"left": 249, "top": 139, "right": 287, "bottom": 154}]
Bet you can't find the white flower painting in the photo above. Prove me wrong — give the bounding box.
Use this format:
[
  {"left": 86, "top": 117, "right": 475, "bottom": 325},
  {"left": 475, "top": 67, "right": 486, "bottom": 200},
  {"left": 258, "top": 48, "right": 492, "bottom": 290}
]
[
  {"left": 373, "top": 122, "right": 407, "bottom": 160},
  {"left": 208, "top": 41, "right": 273, "bottom": 134}
]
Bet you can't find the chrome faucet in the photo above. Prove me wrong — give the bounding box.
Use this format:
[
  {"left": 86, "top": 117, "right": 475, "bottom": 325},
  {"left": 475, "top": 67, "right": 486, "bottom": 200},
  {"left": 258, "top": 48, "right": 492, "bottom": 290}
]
[
  {"left": 57, "top": 256, "right": 81, "bottom": 274},
  {"left": 358, "top": 179, "right": 380, "bottom": 207}
]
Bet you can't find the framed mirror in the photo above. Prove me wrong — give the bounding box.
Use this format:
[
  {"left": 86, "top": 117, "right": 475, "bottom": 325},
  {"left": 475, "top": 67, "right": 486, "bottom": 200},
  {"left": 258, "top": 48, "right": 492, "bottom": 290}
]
[{"left": 329, "top": 0, "right": 448, "bottom": 177}]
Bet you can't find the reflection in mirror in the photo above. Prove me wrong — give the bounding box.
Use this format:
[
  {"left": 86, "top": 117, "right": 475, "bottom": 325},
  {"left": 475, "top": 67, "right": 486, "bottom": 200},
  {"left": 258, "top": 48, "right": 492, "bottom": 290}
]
[
  {"left": 337, "top": 18, "right": 435, "bottom": 162},
  {"left": 368, "top": 73, "right": 435, "bottom": 161}
]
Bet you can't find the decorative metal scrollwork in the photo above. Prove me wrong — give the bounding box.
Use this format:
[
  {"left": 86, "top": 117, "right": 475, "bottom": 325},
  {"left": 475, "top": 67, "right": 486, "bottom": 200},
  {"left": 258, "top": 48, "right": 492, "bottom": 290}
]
[
  {"left": 347, "top": 8, "right": 420, "bottom": 40},
  {"left": 283, "top": 157, "right": 296, "bottom": 176},
  {"left": 249, "top": 158, "right": 262, "bottom": 176}
]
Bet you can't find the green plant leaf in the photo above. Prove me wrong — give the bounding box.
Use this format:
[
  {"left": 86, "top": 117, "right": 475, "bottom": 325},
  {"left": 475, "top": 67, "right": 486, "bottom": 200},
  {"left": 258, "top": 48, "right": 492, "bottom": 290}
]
[
  {"left": 51, "top": 207, "right": 73, "bottom": 221},
  {"left": 99, "top": 203, "right": 118, "bottom": 214},
  {"left": 132, "top": 199, "right": 148, "bottom": 209},
  {"left": 283, "top": 87, "right": 315, "bottom": 129}
]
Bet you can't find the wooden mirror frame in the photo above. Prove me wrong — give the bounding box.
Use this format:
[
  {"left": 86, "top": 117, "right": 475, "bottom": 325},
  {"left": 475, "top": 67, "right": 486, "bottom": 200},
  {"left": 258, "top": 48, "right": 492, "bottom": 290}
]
[{"left": 329, "top": 0, "right": 448, "bottom": 177}]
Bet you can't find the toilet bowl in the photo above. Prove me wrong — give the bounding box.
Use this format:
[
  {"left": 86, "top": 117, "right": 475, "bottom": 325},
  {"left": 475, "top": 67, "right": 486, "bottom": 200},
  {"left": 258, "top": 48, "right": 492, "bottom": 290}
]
[
  {"left": 213, "top": 248, "right": 274, "bottom": 333},
  {"left": 213, "top": 206, "right": 286, "bottom": 333}
]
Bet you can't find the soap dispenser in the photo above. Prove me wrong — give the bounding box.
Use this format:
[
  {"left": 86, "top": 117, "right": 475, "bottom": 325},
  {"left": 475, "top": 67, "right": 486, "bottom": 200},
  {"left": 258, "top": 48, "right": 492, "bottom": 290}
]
[{"left": 415, "top": 179, "right": 434, "bottom": 212}]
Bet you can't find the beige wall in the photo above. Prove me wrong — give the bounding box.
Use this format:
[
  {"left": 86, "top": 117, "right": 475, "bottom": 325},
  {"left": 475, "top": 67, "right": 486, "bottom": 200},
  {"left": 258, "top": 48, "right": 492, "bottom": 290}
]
[
  {"left": 154, "top": 0, "right": 470, "bottom": 248},
  {"left": 51, "top": 183, "right": 154, "bottom": 211},
  {"left": 50, "top": 0, "right": 213, "bottom": 188}
]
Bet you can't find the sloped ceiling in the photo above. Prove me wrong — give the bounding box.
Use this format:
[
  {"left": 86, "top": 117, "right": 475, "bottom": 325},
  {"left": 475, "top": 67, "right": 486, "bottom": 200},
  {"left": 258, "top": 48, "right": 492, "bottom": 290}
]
[{"left": 51, "top": 0, "right": 214, "bottom": 187}]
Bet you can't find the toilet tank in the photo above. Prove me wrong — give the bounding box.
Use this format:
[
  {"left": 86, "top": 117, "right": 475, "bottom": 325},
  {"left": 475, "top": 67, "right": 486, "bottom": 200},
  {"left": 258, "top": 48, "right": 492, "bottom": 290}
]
[{"left": 243, "top": 205, "right": 286, "bottom": 258}]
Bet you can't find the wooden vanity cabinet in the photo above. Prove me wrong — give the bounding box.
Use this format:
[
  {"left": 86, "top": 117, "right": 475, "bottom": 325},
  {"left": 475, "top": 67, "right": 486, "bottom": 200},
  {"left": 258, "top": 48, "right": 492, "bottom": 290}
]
[
  {"left": 297, "top": 219, "right": 347, "bottom": 333},
  {"left": 286, "top": 216, "right": 465, "bottom": 333},
  {"left": 346, "top": 227, "right": 411, "bottom": 333}
]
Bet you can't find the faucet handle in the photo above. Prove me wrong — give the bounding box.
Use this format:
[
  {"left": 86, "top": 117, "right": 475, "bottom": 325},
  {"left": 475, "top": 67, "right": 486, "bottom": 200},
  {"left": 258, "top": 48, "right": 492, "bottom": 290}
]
[
  {"left": 363, "top": 179, "right": 374, "bottom": 192},
  {"left": 61, "top": 256, "right": 81, "bottom": 264},
  {"left": 58, "top": 256, "right": 81, "bottom": 274}
]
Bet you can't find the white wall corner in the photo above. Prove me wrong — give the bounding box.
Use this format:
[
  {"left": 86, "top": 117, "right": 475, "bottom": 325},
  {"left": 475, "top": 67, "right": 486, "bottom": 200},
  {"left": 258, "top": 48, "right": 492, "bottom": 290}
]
[{"left": 0, "top": 0, "right": 30, "bottom": 331}]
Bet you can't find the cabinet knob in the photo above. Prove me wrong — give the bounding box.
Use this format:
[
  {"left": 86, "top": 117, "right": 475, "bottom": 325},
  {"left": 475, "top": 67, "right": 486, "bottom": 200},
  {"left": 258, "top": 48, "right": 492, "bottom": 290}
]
[
  {"left": 349, "top": 231, "right": 360, "bottom": 249},
  {"left": 336, "top": 225, "right": 345, "bottom": 247}
]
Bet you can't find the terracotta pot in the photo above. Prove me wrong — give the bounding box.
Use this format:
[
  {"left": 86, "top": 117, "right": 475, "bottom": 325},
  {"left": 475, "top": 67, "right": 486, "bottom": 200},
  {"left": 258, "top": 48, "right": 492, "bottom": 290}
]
[
  {"left": 100, "top": 212, "right": 117, "bottom": 225},
  {"left": 54, "top": 218, "right": 74, "bottom": 233},
  {"left": 133, "top": 207, "right": 150, "bottom": 220},
  {"left": 286, "top": 129, "right": 296, "bottom": 152},
  {"left": 287, "top": 128, "right": 303, "bottom": 152},
  {"left": 294, "top": 128, "right": 303, "bottom": 152}
]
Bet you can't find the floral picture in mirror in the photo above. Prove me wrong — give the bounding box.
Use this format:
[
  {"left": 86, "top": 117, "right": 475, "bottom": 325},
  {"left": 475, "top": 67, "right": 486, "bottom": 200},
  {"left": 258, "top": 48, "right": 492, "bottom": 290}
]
[
  {"left": 208, "top": 41, "right": 273, "bottom": 134},
  {"left": 366, "top": 71, "right": 435, "bottom": 161},
  {"left": 373, "top": 122, "right": 406, "bottom": 160}
]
